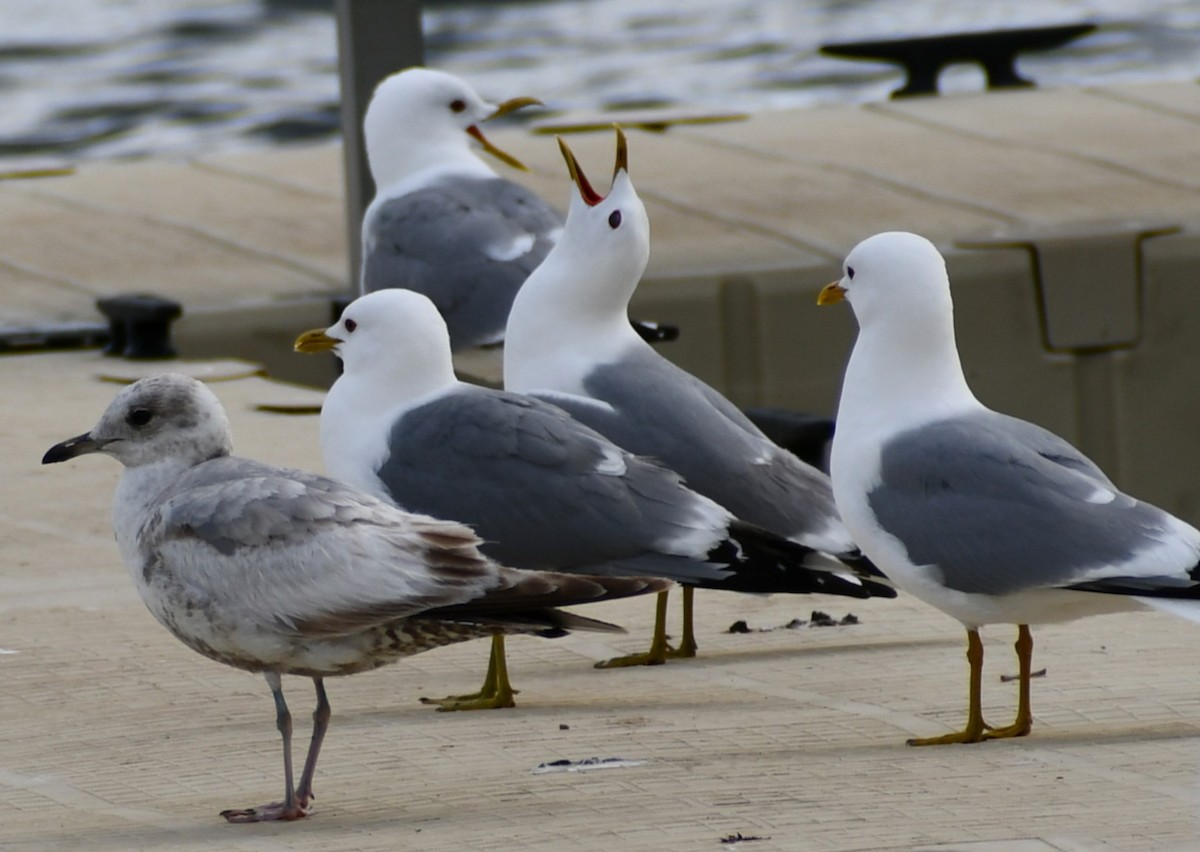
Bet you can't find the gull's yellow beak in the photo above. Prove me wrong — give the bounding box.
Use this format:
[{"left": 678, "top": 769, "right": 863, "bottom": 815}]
[
  {"left": 466, "top": 96, "right": 544, "bottom": 172},
  {"left": 467, "top": 126, "right": 528, "bottom": 172},
  {"left": 293, "top": 328, "right": 339, "bottom": 353},
  {"left": 613, "top": 124, "right": 628, "bottom": 178},
  {"left": 487, "top": 96, "right": 543, "bottom": 120},
  {"left": 557, "top": 136, "right": 604, "bottom": 206},
  {"left": 558, "top": 125, "right": 627, "bottom": 207},
  {"left": 817, "top": 281, "right": 846, "bottom": 306}
]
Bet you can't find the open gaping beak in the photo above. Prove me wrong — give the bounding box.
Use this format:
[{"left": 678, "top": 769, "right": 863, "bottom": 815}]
[
  {"left": 612, "top": 124, "right": 628, "bottom": 178},
  {"left": 42, "top": 432, "right": 106, "bottom": 464},
  {"left": 488, "top": 96, "right": 543, "bottom": 120},
  {"left": 817, "top": 281, "right": 846, "bottom": 305},
  {"left": 558, "top": 125, "right": 629, "bottom": 208},
  {"left": 294, "top": 328, "right": 340, "bottom": 353},
  {"left": 466, "top": 96, "right": 544, "bottom": 172}
]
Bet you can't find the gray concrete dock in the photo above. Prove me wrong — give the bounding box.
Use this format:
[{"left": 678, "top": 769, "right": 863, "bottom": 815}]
[{"left": 4, "top": 81, "right": 1200, "bottom": 848}]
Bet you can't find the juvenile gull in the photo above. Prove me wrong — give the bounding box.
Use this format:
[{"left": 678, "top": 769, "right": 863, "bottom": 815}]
[
  {"left": 360, "top": 67, "right": 559, "bottom": 351},
  {"left": 503, "top": 130, "right": 890, "bottom": 665},
  {"left": 296, "top": 289, "right": 888, "bottom": 685},
  {"left": 819, "top": 231, "right": 1200, "bottom": 745},
  {"left": 42, "top": 374, "right": 668, "bottom": 820}
]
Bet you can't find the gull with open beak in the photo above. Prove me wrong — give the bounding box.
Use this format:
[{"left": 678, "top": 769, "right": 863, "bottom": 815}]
[
  {"left": 359, "top": 66, "right": 561, "bottom": 351},
  {"left": 503, "top": 128, "right": 894, "bottom": 667}
]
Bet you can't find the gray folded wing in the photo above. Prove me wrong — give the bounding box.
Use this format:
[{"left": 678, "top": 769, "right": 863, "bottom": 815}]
[
  {"left": 866, "top": 411, "right": 1188, "bottom": 596},
  {"left": 374, "top": 386, "right": 737, "bottom": 583},
  {"left": 532, "top": 347, "right": 847, "bottom": 548},
  {"left": 143, "top": 456, "right": 499, "bottom": 637},
  {"left": 362, "top": 176, "right": 562, "bottom": 349}
]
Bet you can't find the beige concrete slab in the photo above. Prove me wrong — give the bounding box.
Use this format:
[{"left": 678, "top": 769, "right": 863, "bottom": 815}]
[
  {"left": 1088, "top": 81, "right": 1200, "bottom": 120},
  {"left": 693, "top": 97, "right": 1200, "bottom": 231},
  {"left": 0, "top": 191, "right": 333, "bottom": 308},
  {"left": 198, "top": 142, "right": 346, "bottom": 198},
  {"left": 877, "top": 87, "right": 1200, "bottom": 189},
  {"left": 20, "top": 161, "right": 347, "bottom": 281},
  {"left": 7, "top": 352, "right": 1200, "bottom": 849}
]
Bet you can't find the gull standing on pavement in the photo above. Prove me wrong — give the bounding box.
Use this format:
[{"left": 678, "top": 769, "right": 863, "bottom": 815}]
[
  {"left": 42, "top": 374, "right": 668, "bottom": 820},
  {"left": 819, "top": 231, "right": 1200, "bottom": 745},
  {"left": 503, "top": 128, "right": 889, "bottom": 666},
  {"left": 295, "top": 289, "right": 890, "bottom": 693}
]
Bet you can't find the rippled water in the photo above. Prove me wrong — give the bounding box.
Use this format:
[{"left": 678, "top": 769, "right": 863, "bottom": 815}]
[{"left": 1, "top": 0, "right": 1197, "bottom": 170}]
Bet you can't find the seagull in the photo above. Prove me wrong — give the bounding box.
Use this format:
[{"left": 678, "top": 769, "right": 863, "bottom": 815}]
[
  {"left": 295, "top": 289, "right": 890, "bottom": 691},
  {"left": 502, "top": 128, "right": 889, "bottom": 666},
  {"left": 359, "top": 66, "right": 560, "bottom": 351},
  {"left": 818, "top": 231, "right": 1200, "bottom": 745},
  {"left": 360, "top": 68, "right": 677, "bottom": 353},
  {"left": 42, "top": 374, "right": 669, "bottom": 820}
]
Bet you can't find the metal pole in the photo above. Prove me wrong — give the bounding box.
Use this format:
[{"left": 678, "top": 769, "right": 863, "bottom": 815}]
[{"left": 334, "top": 0, "right": 425, "bottom": 295}]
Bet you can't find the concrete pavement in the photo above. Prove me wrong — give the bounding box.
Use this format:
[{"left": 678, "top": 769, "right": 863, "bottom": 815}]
[{"left": 4, "top": 353, "right": 1200, "bottom": 849}]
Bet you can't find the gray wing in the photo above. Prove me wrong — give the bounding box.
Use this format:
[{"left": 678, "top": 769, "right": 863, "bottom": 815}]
[
  {"left": 362, "top": 176, "right": 562, "bottom": 349},
  {"left": 143, "top": 456, "right": 499, "bottom": 637},
  {"left": 867, "top": 411, "right": 1181, "bottom": 596},
  {"left": 374, "top": 387, "right": 736, "bottom": 582},
  {"left": 539, "top": 348, "right": 847, "bottom": 549}
]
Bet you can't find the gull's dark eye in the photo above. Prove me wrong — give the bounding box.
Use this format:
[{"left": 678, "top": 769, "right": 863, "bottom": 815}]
[
  {"left": 847, "top": 266, "right": 856, "bottom": 280},
  {"left": 450, "top": 99, "right": 467, "bottom": 113},
  {"left": 608, "top": 210, "right": 622, "bottom": 229},
  {"left": 344, "top": 318, "right": 357, "bottom": 333},
  {"left": 127, "top": 408, "right": 154, "bottom": 428}
]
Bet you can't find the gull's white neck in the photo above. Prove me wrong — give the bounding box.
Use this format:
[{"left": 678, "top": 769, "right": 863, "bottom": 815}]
[
  {"left": 836, "top": 306, "right": 980, "bottom": 443},
  {"left": 504, "top": 263, "right": 642, "bottom": 394},
  {"left": 369, "top": 149, "right": 497, "bottom": 201},
  {"left": 320, "top": 362, "right": 459, "bottom": 498}
]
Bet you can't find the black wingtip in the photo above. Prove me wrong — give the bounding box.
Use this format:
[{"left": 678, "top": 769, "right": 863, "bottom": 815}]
[
  {"left": 630, "top": 319, "right": 680, "bottom": 345},
  {"left": 700, "top": 522, "right": 890, "bottom": 599}
]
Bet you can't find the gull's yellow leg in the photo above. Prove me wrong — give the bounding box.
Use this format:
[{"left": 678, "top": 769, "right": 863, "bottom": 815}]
[
  {"left": 984, "top": 624, "right": 1034, "bottom": 740},
  {"left": 420, "top": 634, "right": 519, "bottom": 711},
  {"left": 667, "top": 585, "right": 698, "bottom": 659},
  {"left": 596, "top": 590, "right": 672, "bottom": 668},
  {"left": 908, "top": 628, "right": 989, "bottom": 746}
]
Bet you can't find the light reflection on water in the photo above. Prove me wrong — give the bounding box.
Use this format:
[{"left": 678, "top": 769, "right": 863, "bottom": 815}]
[{"left": 0, "top": 0, "right": 1196, "bottom": 169}]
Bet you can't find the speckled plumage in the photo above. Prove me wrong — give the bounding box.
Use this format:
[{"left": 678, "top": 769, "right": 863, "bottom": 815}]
[{"left": 43, "top": 373, "right": 667, "bottom": 821}]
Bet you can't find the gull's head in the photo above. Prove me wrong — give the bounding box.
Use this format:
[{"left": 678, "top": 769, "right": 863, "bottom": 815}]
[
  {"left": 42, "top": 374, "right": 233, "bottom": 470},
  {"left": 363, "top": 66, "right": 542, "bottom": 187},
  {"left": 527, "top": 127, "right": 649, "bottom": 315},
  {"left": 818, "top": 231, "right": 953, "bottom": 332},
  {"left": 294, "top": 289, "right": 456, "bottom": 403}
]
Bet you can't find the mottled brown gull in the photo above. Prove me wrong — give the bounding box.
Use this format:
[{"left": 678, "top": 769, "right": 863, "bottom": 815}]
[{"left": 42, "top": 373, "right": 667, "bottom": 822}]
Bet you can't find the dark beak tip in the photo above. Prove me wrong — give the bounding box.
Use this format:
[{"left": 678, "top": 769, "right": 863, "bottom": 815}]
[
  {"left": 42, "top": 433, "right": 96, "bottom": 465},
  {"left": 42, "top": 445, "right": 70, "bottom": 465}
]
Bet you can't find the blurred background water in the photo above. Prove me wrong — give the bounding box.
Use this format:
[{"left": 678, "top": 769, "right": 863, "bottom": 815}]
[{"left": 1, "top": 0, "right": 1197, "bottom": 170}]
